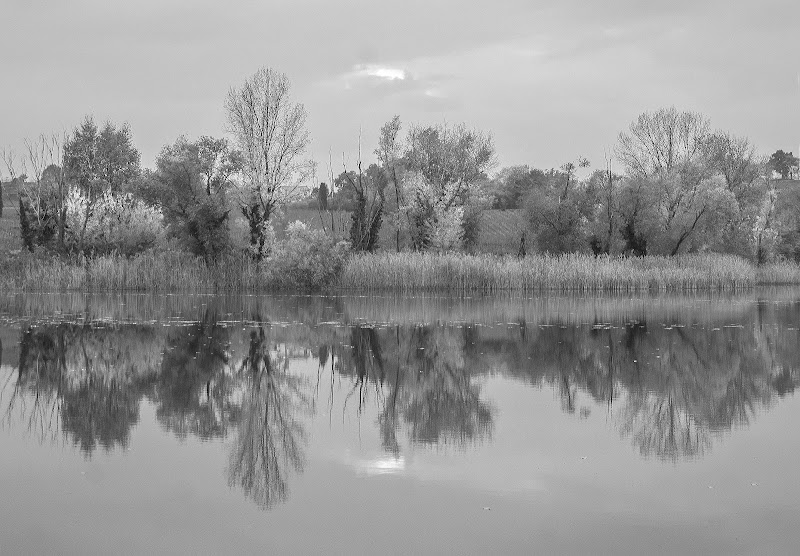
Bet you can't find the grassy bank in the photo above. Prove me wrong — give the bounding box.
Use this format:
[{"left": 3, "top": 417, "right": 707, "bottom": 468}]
[{"left": 3, "top": 250, "right": 800, "bottom": 293}]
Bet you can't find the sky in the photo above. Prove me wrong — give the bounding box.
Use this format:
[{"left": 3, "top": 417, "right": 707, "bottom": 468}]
[{"left": 1, "top": 0, "right": 798, "bottom": 179}]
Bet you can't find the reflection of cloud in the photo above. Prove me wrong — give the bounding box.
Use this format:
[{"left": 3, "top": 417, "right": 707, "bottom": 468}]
[
  {"left": 335, "top": 450, "right": 407, "bottom": 476},
  {"left": 355, "top": 455, "right": 407, "bottom": 476}
]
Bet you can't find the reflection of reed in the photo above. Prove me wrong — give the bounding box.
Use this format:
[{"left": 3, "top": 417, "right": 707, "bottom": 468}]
[{"left": 8, "top": 290, "right": 800, "bottom": 329}]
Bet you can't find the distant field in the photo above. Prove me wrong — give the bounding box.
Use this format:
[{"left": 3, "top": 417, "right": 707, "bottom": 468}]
[
  {"left": 0, "top": 181, "right": 20, "bottom": 253},
  {"left": 274, "top": 207, "right": 525, "bottom": 253}
]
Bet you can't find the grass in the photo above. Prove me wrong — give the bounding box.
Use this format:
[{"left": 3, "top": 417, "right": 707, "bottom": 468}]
[{"left": 3, "top": 249, "right": 798, "bottom": 293}]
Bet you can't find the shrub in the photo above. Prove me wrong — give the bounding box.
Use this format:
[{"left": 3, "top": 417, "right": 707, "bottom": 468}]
[
  {"left": 267, "top": 221, "right": 349, "bottom": 290},
  {"left": 65, "top": 187, "right": 164, "bottom": 256}
]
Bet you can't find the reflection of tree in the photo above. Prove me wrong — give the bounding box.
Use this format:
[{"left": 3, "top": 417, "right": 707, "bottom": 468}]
[
  {"left": 0, "top": 317, "right": 314, "bottom": 510},
  {"left": 150, "top": 311, "right": 235, "bottom": 439},
  {"left": 227, "top": 326, "right": 309, "bottom": 509},
  {"left": 460, "top": 301, "right": 800, "bottom": 461},
  {"left": 332, "top": 324, "right": 494, "bottom": 453},
  {"left": 3, "top": 324, "right": 160, "bottom": 455},
  {"left": 618, "top": 393, "right": 711, "bottom": 461}
]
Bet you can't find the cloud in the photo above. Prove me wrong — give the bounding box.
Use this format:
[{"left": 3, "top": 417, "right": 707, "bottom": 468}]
[{"left": 352, "top": 64, "right": 409, "bottom": 81}]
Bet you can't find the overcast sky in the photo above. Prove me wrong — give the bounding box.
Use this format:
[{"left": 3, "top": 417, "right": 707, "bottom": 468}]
[{"left": 1, "top": 0, "right": 798, "bottom": 177}]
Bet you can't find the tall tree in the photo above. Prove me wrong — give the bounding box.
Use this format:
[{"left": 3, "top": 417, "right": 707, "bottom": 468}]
[
  {"left": 616, "top": 108, "right": 732, "bottom": 255},
  {"left": 143, "top": 136, "right": 240, "bottom": 262},
  {"left": 63, "top": 117, "right": 141, "bottom": 253},
  {"left": 617, "top": 107, "right": 710, "bottom": 179},
  {"left": 402, "top": 122, "right": 495, "bottom": 251},
  {"left": 225, "top": 67, "right": 313, "bottom": 261},
  {"left": 375, "top": 116, "right": 403, "bottom": 251},
  {"left": 344, "top": 161, "right": 386, "bottom": 252},
  {"left": 524, "top": 158, "right": 594, "bottom": 254}
]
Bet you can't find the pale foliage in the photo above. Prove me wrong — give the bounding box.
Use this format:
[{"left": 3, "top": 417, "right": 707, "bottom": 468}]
[
  {"left": 65, "top": 186, "right": 163, "bottom": 255},
  {"left": 401, "top": 172, "right": 465, "bottom": 251}
]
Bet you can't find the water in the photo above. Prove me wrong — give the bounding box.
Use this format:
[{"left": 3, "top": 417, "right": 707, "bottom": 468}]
[{"left": 1, "top": 291, "right": 799, "bottom": 554}]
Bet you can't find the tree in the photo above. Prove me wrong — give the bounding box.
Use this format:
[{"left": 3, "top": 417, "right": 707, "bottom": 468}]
[
  {"left": 486, "top": 165, "right": 548, "bottom": 210},
  {"left": 768, "top": 150, "right": 799, "bottom": 179},
  {"left": 617, "top": 107, "right": 709, "bottom": 179},
  {"left": 525, "top": 158, "right": 594, "bottom": 254},
  {"left": 63, "top": 117, "right": 141, "bottom": 253},
  {"left": 704, "top": 132, "right": 767, "bottom": 257},
  {"left": 316, "top": 182, "right": 328, "bottom": 211},
  {"left": 401, "top": 122, "right": 495, "bottom": 251},
  {"left": 143, "top": 136, "right": 240, "bottom": 261},
  {"left": 616, "top": 108, "right": 734, "bottom": 255},
  {"left": 225, "top": 67, "right": 313, "bottom": 261},
  {"left": 585, "top": 158, "right": 623, "bottom": 255},
  {"left": 3, "top": 135, "right": 68, "bottom": 251},
  {"left": 375, "top": 116, "right": 404, "bottom": 251},
  {"left": 343, "top": 155, "right": 386, "bottom": 252}
]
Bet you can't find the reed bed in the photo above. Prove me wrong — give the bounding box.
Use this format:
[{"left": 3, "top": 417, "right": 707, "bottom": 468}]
[
  {"left": 756, "top": 261, "right": 800, "bottom": 285},
  {"left": 3, "top": 251, "right": 270, "bottom": 293},
  {"left": 341, "top": 252, "right": 758, "bottom": 293},
  {"left": 2, "top": 250, "right": 799, "bottom": 293}
]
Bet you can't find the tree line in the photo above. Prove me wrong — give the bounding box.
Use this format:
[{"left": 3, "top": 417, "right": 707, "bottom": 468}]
[{"left": 2, "top": 66, "right": 799, "bottom": 263}]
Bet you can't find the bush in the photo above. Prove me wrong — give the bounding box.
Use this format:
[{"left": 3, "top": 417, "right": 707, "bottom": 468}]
[
  {"left": 65, "top": 187, "right": 164, "bottom": 256},
  {"left": 266, "top": 221, "right": 349, "bottom": 290}
]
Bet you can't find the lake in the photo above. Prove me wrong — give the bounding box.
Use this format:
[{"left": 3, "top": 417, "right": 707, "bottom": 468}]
[{"left": 1, "top": 291, "right": 799, "bottom": 554}]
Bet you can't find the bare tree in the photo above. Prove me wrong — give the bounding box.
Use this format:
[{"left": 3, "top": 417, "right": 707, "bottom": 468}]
[
  {"left": 615, "top": 108, "right": 734, "bottom": 255},
  {"left": 343, "top": 133, "right": 385, "bottom": 252},
  {"left": 616, "top": 107, "right": 710, "bottom": 179},
  {"left": 705, "top": 131, "right": 765, "bottom": 205},
  {"left": 3, "top": 134, "right": 68, "bottom": 251},
  {"left": 225, "top": 67, "right": 313, "bottom": 260}
]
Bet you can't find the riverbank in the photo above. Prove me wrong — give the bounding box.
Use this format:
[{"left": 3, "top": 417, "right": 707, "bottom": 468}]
[{"left": 2, "top": 250, "right": 799, "bottom": 293}]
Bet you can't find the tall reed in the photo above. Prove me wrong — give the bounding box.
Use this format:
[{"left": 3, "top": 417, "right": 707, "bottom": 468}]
[
  {"left": 341, "top": 252, "right": 758, "bottom": 293},
  {"left": 3, "top": 250, "right": 799, "bottom": 293}
]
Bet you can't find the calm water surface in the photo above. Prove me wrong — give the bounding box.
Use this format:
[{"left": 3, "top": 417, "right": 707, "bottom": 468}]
[{"left": 1, "top": 291, "right": 799, "bottom": 555}]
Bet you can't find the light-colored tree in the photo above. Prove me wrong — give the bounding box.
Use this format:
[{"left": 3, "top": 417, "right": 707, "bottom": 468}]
[
  {"left": 375, "top": 116, "right": 404, "bottom": 251},
  {"left": 63, "top": 118, "right": 141, "bottom": 253},
  {"left": 225, "top": 67, "right": 313, "bottom": 260},
  {"left": 401, "top": 122, "right": 495, "bottom": 251}
]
